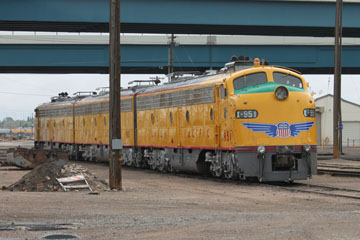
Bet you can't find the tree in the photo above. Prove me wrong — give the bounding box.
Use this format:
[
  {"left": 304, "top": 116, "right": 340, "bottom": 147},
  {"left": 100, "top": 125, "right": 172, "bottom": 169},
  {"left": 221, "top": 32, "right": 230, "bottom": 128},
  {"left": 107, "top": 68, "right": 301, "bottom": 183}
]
[{"left": 0, "top": 116, "right": 34, "bottom": 129}]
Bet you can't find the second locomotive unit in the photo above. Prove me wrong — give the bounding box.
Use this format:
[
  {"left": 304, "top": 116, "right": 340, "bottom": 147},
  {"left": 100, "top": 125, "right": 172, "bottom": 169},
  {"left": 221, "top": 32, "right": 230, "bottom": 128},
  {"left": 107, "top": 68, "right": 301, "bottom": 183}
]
[{"left": 35, "top": 57, "right": 317, "bottom": 182}]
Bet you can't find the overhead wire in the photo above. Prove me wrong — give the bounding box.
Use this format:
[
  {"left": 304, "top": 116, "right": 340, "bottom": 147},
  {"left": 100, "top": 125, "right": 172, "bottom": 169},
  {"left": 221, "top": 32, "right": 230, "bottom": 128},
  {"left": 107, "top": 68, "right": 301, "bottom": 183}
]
[
  {"left": 0, "top": 91, "right": 53, "bottom": 97},
  {"left": 0, "top": 74, "right": 62, "bottom": 93}
]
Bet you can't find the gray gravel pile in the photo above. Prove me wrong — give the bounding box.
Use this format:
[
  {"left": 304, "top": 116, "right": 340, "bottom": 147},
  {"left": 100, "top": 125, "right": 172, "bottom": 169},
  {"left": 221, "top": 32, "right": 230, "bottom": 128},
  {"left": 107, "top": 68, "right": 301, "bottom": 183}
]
[{"left": 5, "top": 162, "right": 109, "bottom": 192}]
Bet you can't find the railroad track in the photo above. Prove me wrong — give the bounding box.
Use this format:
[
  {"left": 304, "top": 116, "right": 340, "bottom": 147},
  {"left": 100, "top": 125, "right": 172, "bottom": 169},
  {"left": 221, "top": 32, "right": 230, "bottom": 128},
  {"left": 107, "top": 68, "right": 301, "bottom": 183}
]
[
  {"left": 318, "top": 162, "right": 360, "bottom": 177},
  {"left": 164, "top": 172, "right": 360, "bottom": 200},
  {"left": 317, "top": 169, "right": 360, "bottom": 177},
  {"left": 138, "top": 168, "right": 360, "bottom": 200},
  {"left": 0, "top": 148, "right": 8, "bottom": 165},
  {"left": 270, "top": 182, "right": 360, "bottom": 200}
]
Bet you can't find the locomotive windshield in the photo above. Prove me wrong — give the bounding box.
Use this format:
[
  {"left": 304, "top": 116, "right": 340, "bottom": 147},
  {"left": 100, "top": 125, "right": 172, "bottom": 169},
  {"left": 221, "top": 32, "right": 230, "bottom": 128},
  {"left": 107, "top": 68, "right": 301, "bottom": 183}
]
[
  {"left": 273, "top": 72, "right": 303, "bottom": 89},
  {"left": 233, "top": 72, "right": 267, "bottom": 90}
]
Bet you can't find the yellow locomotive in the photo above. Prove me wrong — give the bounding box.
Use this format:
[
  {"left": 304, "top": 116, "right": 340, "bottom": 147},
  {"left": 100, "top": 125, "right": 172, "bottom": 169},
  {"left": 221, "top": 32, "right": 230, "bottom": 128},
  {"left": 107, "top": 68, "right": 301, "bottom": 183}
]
[{"left": 35, "top": 57, "right": 317, "bottom": 182}]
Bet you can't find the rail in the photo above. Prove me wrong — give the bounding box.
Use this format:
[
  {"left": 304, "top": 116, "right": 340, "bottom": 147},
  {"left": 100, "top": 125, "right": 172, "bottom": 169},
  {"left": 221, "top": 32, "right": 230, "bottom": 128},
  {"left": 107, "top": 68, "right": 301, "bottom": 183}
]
[
  {"left": 318, "top": 162, "right": 360, "bottom": 177},
  {"left": 269, "top": 182, "right": 360, "bottom": 200}
]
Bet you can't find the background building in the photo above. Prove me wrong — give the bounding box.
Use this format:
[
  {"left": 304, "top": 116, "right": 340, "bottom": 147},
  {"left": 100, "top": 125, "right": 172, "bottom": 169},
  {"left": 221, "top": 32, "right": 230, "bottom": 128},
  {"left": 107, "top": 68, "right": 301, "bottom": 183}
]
[{"left": 315, "top": 94, "right": 360, "bottom": 147}]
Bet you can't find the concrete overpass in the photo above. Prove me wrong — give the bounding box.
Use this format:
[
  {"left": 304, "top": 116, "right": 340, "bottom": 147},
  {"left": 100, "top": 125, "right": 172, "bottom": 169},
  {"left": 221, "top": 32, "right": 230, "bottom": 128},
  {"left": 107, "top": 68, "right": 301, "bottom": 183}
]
[
  {"left": 1, "top": 0, "right": 360, "bottom": 74},
  {"left": 1, "top": 0, "right": 360, "bottom": 37},
  {"left": 1, "top": 34, "right": 360, "bottom": 74}
]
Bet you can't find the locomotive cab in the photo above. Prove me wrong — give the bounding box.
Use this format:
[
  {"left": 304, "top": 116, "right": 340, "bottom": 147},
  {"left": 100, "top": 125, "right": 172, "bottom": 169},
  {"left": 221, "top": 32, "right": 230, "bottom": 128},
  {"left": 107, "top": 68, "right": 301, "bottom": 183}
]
[{"left": 220, "top": 58, "right": 317, "bottom": 181}]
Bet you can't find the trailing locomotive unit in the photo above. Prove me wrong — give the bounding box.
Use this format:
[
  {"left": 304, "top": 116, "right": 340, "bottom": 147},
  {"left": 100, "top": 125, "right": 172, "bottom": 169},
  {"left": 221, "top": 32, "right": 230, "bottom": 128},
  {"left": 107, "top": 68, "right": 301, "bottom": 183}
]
[{"left": 35, "top": 57, "right": 317, "bottom": 182}]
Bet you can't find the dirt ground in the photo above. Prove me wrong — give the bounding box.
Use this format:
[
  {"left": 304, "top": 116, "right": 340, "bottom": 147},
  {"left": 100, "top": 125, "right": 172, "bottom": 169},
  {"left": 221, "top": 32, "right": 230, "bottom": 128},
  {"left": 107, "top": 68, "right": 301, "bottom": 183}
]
[{"left": 1, "top": 143, "right": 360, "bottom": 239}]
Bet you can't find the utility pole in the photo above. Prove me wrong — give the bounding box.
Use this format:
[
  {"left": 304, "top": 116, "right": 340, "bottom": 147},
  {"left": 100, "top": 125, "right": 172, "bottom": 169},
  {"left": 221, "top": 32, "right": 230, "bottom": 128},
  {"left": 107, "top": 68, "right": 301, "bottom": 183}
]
[
  {"left": 333, "top": 0, "right": 343, "bottom": 159},
  {"left": 109, "top": 0, "right": 122, "bottom": 190},
  {"left": 168, "top": 34, "right": 176, "bottom": 82}
]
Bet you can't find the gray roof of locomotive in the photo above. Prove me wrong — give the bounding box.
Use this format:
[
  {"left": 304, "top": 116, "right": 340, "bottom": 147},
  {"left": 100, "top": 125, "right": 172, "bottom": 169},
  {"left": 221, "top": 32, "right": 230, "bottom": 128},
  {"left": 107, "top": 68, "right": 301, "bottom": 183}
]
[
  {"left": 36, "top": 73, "right": 221, "bottom": 109},
  {"left": 131, "top": 73, "right": 220, "bottom": 95}
]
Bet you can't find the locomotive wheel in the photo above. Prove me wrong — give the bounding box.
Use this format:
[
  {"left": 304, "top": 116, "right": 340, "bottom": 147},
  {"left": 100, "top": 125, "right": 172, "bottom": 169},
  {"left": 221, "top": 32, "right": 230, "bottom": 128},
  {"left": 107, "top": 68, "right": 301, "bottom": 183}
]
[
  {"left": 121, "top": 153, "right": 126, "bottom": 166},
  {"left": 212, "top": 168, "right": 222, "bottom": 178},
  {"left": 126, "top": 151, "right": 133, "bottom": 167},
  {"left": 133, "top": 152, "right": 142, "bottom": 168},
  {"left": 223, "top": 157, "right": 234, "bottom": 179},
  {"left": 157, "top": 151, "right": 168, "bottom": 172},
  {"left": 148, "top": 156, "right": 157, "bottom": 170},
  {"left": 157, "top": 156, "right": 166, "bottom": 172},
  {"left": 210, "top": 163, "right": 222, "bottom": 177},
  {"left": 167, "top": 163, "right": 174, "bottom": 173},
  {"left": 126, "top": 159, "right": 132, "bottom": 166}
]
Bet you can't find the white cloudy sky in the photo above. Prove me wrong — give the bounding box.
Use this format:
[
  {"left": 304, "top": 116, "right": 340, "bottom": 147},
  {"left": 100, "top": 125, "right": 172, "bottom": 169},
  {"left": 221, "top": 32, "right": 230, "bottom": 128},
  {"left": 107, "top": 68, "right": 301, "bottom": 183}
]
[
  {"left": 0, "top": 73, "right": 358, "bottom": 120},
  {"left": 0, "top": 74, "right": 159, "bottom": 120}
]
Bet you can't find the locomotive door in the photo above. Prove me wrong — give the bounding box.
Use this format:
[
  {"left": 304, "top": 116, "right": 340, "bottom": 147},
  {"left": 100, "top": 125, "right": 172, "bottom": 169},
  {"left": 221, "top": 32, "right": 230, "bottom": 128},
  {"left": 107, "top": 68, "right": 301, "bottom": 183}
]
[
  {"left": 214, "top": 84, "right": 223, "bottom": 148},
  {"left": 218, "top": 84, "right": 228, "bottom": 148},
  {"left": 204, "top": 85, "right": 221, "bottom": 148},
  {"left": 35, "top": 109, "right": 40, "bottom": 141},
  {"left": 176, "top": 107, "right": 184, "bottom": 166},
  {"left": 176, "top": 108, "right": 181, "bottom": 147}
]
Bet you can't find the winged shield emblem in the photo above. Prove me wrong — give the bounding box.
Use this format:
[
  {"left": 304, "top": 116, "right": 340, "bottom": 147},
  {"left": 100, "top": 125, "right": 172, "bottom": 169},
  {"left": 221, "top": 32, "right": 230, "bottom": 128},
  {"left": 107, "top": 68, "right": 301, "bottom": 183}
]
[{"left": 242, "top": 121, "right": 314, "bottom": 138}]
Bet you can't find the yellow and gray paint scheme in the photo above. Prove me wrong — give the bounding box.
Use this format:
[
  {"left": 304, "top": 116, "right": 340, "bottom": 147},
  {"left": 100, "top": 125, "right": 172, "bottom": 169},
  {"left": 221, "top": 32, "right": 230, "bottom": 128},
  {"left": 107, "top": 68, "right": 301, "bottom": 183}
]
[{"left": 35, "top": 57, "right": 317, "bottom": 182}]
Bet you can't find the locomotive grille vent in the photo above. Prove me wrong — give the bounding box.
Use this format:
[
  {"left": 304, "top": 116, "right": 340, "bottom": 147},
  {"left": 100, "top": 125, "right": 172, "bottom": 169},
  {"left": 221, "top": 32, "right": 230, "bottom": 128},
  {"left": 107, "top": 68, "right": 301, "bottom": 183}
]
[
  {"left": 38, "top": 106, "right": 73, "bottom": 118},
  {"left": 75, "top": 99, "right": 132, "bottom": 116},
  {"left": 136, "top": 86, "right": 214, "bottom": 111},
  {"left": 38, "top": 99, "right": 132, "bottom": 118},
  {"left": 37, "top": 86, "right": 213, "bottom": 117}
]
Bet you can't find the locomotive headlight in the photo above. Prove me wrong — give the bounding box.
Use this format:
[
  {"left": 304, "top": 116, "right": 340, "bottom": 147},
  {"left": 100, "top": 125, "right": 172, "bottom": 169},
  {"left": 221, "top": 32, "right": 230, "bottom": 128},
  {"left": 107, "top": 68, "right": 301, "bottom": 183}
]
[
  {"left": 303, "top": 108, "right": 315, "bottom": 117},
  {"left": 304, "top": 144, "right": 311, "bottom": 152},
  {"left": 275, "top": 86, "right": 289, "bottom": 100},
  {"left": 257, "top": 146, "right": 266, "bottom": 154}
]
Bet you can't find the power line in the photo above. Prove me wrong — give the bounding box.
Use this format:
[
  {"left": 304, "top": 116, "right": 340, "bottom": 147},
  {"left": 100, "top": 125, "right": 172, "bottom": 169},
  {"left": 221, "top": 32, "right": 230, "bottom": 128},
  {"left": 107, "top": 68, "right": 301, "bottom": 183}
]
[{"left": 0, "top": 91, "right": 53, "bottom": 97}]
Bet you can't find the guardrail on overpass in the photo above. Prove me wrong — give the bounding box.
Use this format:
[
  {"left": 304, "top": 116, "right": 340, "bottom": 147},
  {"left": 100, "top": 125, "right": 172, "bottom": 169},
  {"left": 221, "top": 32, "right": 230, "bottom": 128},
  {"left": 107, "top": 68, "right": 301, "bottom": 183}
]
[
  {"left": 1, "top": 34, "right": 360, "bottom": 74},
  {"left": 1, "top": 0, "right": 360, "bottom": 37}
]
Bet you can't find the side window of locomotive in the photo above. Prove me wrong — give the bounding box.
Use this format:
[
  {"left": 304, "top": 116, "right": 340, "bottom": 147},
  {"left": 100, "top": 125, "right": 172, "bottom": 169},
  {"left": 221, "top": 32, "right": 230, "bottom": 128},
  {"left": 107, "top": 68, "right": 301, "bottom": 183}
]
[
  {"left": 233, "top": 72, "right": 267, "bottom": 90},
  {"left": 273, "top": 72, "right": 303, "bottom": 88},
  {"left": 233, "top": 76, "right": 245, "bottom": 90}
]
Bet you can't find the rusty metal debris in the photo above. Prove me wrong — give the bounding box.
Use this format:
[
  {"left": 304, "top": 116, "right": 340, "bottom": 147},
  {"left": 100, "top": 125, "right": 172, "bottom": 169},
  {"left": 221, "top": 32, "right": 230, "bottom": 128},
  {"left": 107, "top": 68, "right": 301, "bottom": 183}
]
[
  {"left": 5, "top": 162, "right": 109, "bottom": 192},
  {"left": 57, "top": 174, "right": 93, "bottom": 192},
  {"left": 6, "top": 148, "right": 68, "bottom": 169}
]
